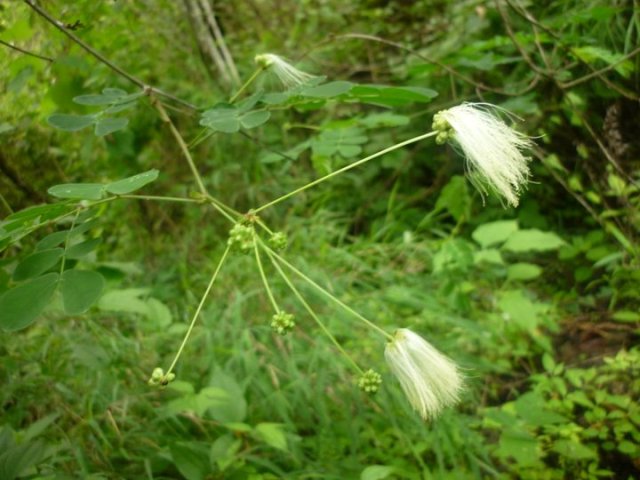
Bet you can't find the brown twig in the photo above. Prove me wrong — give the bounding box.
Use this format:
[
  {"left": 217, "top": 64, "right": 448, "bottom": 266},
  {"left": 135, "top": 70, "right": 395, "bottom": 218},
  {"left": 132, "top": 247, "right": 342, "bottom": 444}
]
[
  {"left": 23, "top": 0, "right": 199, "bottom": 111},
  {"left": 0, "top": 39, "right": 53, "bottom": 62},
  {"left": 320, "top": 32, "right": 542, "bottom": 97}
]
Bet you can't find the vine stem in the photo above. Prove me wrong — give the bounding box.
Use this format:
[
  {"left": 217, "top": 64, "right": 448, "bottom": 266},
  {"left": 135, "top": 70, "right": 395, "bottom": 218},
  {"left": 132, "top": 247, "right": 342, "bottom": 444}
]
[
  {"left": 253, "top": 131, "right": 438, "bottom": 213},
  {"left": 119, "top": 194, "right": 202, "bottom": 203},
  {"left": 59, "top": 210, "right": 80, "bottom": 274},
  {"left": 253, "top": 238, "right": 280, "bottom": 313},
  {"left": 263, "top": 245, "right": 363, "bottom": 374},
  {"left": 154, "top": 101, "right": 209, "bottom": 196},
  {"left": 229, "top": 67, "right": 265, "bottom": 103},
  {"left": 266, "top": 245, "right": 393, "bottom": 341},
  {"left": 165, "top": 244, "right": 231, "bottom": 376},
  {"left": 23, "top": 0, "right": 198, "bottom": 111}
]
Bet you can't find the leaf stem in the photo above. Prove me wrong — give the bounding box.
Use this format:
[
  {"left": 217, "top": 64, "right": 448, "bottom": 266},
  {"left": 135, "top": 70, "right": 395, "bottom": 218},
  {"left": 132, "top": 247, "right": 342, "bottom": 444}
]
[
  {"left": 165, "top": 244, "right": 231, "bottom": 376},
  {"left": 266, "top": 246, "right": 393, "bottom": 341},
  {"left": 154, "top": 101, "right": 209, "bottom": 196},
  {"left": 23, "top": 0, "right": 198, "bottom": 110},
  {"left": 229, "top": 67, "right": 265, "bottom": 104},
  {"left": 263, "top": 245, "right": 363, "bottom": 374},
  {"left": 253, "top": 238, "right": 279, "bottom": 313},
  {"left": 253, "top": 131, "right": 438, "bottom": 213},
  {"left": 119, "top": 194, "right": 202, "bottom": 203}
]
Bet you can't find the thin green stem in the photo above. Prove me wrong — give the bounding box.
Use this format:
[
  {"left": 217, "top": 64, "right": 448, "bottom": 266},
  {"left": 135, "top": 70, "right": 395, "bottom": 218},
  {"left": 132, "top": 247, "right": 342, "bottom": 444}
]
[
  {"left": 154, "top": 100, "right": 209, "bottom": 196},
  {"left": 120, "top": 194, "right": 202, "bottom": 203},
  {"left": 0, "top": 191, "right": 14, "bottom": 214},
  {"left": 229, "top": 67, "right": 265, "bottom": 103},
  {"left": 253, "top": 131, "right": 438, "bottom": 214},
  {"left": 60, "top": 210, "right": 80, "bottom": 274},
  {"left": 165, "top": 244, "right": 231, "bottom": 376},
  {"left": 266, "top": 246, "right": 393, "bottom": 341},
  {"left": 254, "top": 238, "right": 280, "bottom": 313},
  {"left": 208, "top": 200, "right": 238, "bottom": 224},
  {"left": 264, "top": 245, "right": 363, "bottom": 374}
]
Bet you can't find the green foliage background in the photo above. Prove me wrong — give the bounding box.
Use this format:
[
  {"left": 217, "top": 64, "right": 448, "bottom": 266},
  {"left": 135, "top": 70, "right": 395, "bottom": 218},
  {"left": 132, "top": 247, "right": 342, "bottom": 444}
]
[{"left": 1, "top": 0, "right": 639, "bottom": 479}]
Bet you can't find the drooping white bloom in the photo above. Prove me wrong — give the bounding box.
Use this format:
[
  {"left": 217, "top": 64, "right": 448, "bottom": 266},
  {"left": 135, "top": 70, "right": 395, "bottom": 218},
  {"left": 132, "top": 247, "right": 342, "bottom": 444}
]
[
  {"left": 385, "top": 328, "right": 463, "bottom": 420},
  {"left": 254, "top": 53, "right": 315, "bottom": 89},
  {"left": 433, "top": 103, "right": 533, "bottom": 207}
]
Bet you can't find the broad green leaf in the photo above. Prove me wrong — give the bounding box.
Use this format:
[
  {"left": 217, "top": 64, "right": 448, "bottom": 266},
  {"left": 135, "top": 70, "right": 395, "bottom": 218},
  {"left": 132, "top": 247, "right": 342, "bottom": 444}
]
[
  {"left": 498, "top": 290, "right": 547, "bottom": 331},
  {"left": 572, "top": 46, "right": 634, "bottom": 77},
  {"left": 200, "top": 106, "right": 240, "bottom": 133},
  {"left": 73, "top": 94, "right": 121, "bottom": 105},
  {"left": 350, "top": 84, "right": 437, "bottom": 106},
  {"left": 104, "top": 169, "right": 159, "bottom": 194},
  {"left": 502, "top": 229, "right": 565, "bottom": 252},
  {"left": 48, "top": 183, "right": 104, "bottom": 200},
  {"left": 13, "top": 248, "right": 63, "bottom": 281},
  {"left": 210, "top": 435, "right": 242, "bottom": 472},
  {"left": 94, "top": 117, "right": 128, "bottom": 136},
  {"left": 3, "top": 203, "right": 70, "bottom": 223},
  {"left": 253, "top": 423, "right": 288, "bottom": 451},
  {"left": 98, "top": 288, "right": 151, "bottom": 315},
  {"left": 239, "top": 110, "right": 271, "bottom": 129},
  {"left": 435, "top": 175, "right": 470, "bottom": 222},
  {"left": 0, "top": 440, "right": 46, "bottom": 480},
  {"left": 65, "top": 238, "right": 101, "bottom": 259},
  {"left": 552, "top": 439, "right": 597, "bottom": 460},
  {"left": 205, "top": 370, "right": 246, "bottom": 423},
  {"left": 170, "top": 442, "right": 210, "bottom": 480},
  {"left": 302, "top": 81, "right": 353, "bottom": 98},
  {"left": 36, "top": 231, "right": 70, "bottom": 250},
  {"left": 507, "top": 263, "right": 542, "bottom": 281},
  {"left": 361, "top": 465, "right": 396, "bottom": 480},
  {"left": 495, "top": 428, "right": 542, "bottom": 467},
  {"left": 359, "top": 112, "right": 410, "bottom": 128},
  {"left": 47, "top": 114, "right": 95, "bottom": 131},
  {"left": 60, "top": 270, "right": 105, "bottom": 315},
  {"left": 474, "top": 248, "right": 504, "bottom": 265},
  {"left": 611, "top": 310, "right": 640, "bottom": 323},
  {"left": 102, "top": 87, "right": 127, "bottom": 96},
  {"left": 472, "top": 220, "right": 518, "bottom": 248},
  {"left": 0, "top": 273, "right": 59, "bottom": 331}
]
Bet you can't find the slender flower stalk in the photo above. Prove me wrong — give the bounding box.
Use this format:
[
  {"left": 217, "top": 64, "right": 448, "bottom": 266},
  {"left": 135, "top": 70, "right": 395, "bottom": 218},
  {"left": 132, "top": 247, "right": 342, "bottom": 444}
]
[
  {"left": 433, "top": 103, "right": 533, "bottom": 207},
  {"left": 385, "top": 328, "right": 463, "bottom": 420},
  {"left": 254, "top": 53, "right": 315, "bottom": 89}
]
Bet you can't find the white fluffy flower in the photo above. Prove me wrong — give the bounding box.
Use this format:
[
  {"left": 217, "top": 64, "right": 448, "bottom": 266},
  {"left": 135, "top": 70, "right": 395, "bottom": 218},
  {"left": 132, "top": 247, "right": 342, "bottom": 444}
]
[
  {"left": 433, "top": 103, "right": 533, "bottom": 207},
  {"left": 385, "top": 328, "right": 463, "bottom": 420},
  {"left": 254, "top": 53, "right": 315, "bottom": 89}
]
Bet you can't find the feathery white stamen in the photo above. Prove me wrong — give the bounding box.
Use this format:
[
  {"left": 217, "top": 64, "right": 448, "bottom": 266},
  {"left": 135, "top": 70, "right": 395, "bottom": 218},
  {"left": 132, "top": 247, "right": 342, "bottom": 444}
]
[
  {"left": 254, "top": 53, "right": 315, "bottom": 89},
  {"left": 385, "top": 328, "right": 463, "bottom": 420},
  {"left": 433, "top": 103, "right": 533, "bottom": 207}
]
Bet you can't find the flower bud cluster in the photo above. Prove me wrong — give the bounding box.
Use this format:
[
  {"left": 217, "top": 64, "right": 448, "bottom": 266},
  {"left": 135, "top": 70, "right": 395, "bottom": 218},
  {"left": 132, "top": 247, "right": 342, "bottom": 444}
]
[
  {"left": 358, "top": 369, "right": 383, "bottom": 394},
  {"left": 148, "top": 367, "right": 175, "bottom": 387},
  {"left": 271, "top": 310, "right": 295, "bottom": 335},
  {"left": 432, "top": 111, "right": 455, "bottom": 145},
  {"left": 268, "top": 232, "right": 288, "bottom": 252},
  {"left": 228, "top": 223, "right": 255, "bottom": 253}
]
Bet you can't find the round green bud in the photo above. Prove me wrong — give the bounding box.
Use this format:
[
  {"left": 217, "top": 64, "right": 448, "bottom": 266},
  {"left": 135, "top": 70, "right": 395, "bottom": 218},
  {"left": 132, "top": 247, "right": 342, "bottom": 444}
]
[
  {"left": 358, "top": 369, "right": 382, "bottom": 395},
  {"left": 228, "top": 223, "right": 255, "bottom": 253},
  {"left": 270, "top": 311, "right": 295, "bottom": 335},
  {"left": 268, "top": 232, "right": 288, "bottom": 252}
]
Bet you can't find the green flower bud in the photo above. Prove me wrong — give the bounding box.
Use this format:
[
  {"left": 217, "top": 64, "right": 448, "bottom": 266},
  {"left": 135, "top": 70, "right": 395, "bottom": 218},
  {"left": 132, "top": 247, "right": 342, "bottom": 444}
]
[
  {"left": 228, "top": 223, "right": 255, "bottom": 253},
  {"left": 268, "top": 232, "right": 288, "bottom": 252},
  {"left": 358, "top": 369, "right": 382, "bottom": 395},
  {"left": 270, "top": 311, "right": 295, "bottom": 335}
]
